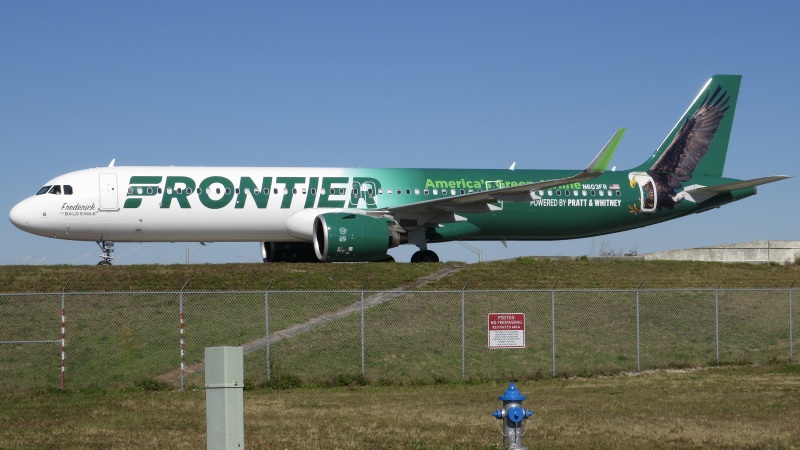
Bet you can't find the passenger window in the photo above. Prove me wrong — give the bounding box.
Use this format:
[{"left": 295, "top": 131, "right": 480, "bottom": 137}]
[
  {"left": 565, "top": 190, "right": 570, "bottom": 196},
  {"left": 591, "top": 190, "right": 595, "bottom": 196},
  {"left": 128, "top": 187, "right": 134, "bottom": 194},
  {"left": 406, "top": 189, "right": 411, "bottom": 195},
  {"left": 414, "top": 188, "right": 420, "bottom": 195},
  {"left": 397, "top": 189, "right": 401, "bottom": 195},
  {"left": 556, "top": 190, "right": 561, "bottom": 196},
  {"left": 616, "top": 190, "right": 621, "bottom": 196}
]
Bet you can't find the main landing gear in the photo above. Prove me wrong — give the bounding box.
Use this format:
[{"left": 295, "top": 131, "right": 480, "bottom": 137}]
[
  {"left": 97, "top": 241, "right": 114, "bottom": 266},
  {"left": 408, "top": 229, "right": 440, "bottom": 263},
  {"left": 410, "top": 249, "right": 439, "bottom": 263}
]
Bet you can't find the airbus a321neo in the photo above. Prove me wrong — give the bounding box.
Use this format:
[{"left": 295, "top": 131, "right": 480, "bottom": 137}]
[{"left": 9, "top": 75, "right": 790, "bottom": 264}]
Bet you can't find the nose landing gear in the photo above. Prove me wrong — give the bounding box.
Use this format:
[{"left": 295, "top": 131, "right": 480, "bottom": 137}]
[{"left": 96, "top": 241, "right": 114, "bottom": 266}]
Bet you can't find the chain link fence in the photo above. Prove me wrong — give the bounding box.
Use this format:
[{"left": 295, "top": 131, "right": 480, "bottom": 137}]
[{"left": 1, "top": 288, "right": 797, "bottom": 391}]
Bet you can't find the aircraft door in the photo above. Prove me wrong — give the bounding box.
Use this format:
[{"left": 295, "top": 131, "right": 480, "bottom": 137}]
[
  {"left": 635, "top": 174, "right": 657, "bottom": 213},
  {"left": 99, "top": 173, "right": 119, "bottom": 211}
]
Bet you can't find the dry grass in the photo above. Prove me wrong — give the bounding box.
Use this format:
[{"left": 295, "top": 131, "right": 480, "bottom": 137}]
[
  {"left": 1, "top": 258, "right": 799, "bottom": 293},
  {"left": 1, "top": 363, "right": 798, "bottom": 449}
]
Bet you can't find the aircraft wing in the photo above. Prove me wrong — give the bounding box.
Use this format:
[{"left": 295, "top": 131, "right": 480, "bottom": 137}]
[
  {"left": 681, "top": 175, "right": 791, "bottom": 204},
  {"left": 372, "top": 129, "right": 625, "bottom": 228}
]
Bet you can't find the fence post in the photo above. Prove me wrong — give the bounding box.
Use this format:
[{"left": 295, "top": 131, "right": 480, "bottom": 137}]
[
  {"left": 551, "top": 281, "right": 558, "bottom": 377},
  {"left": 264, "top": 281, "right": 273, "bottom": 383},
  {"left": 636, "top": 281, "right": 643, "bottom": 373},
  {"left": 361, "top": 281, "right": 368, "bottom": 378},
  {"left": 790, "top": 281, "right": 796, "bottom": 363},
  {"left": 715, "top": 280, "right": 723, "bottom": 365},
  {"left": 61, "top": 282, "right": 68, "bottom": 389},
  {"left": 179, "top": 280, "right": 190, "bottom": 391},
  {"left": 461, "top": 283, "right": 468, "bottom": 381}
]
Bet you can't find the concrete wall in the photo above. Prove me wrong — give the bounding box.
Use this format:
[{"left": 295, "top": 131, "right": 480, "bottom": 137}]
[{"left": 643, "top": 240, "right": 800, "bottom": 264}]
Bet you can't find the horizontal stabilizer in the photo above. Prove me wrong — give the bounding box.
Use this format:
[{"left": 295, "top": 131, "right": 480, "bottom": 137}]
[{"left": 682, "top": 175, "right": 790, "bottom": 203}]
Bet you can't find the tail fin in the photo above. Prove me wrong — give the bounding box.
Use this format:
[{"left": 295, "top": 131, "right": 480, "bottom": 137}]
[{"left": 632, "top": 74, "right": 741, "bottom": 178}]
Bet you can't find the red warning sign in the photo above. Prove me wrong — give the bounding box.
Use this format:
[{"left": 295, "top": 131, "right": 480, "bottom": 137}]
[{"left": 488, "top": 313, "right": 526, "bottom": 349}]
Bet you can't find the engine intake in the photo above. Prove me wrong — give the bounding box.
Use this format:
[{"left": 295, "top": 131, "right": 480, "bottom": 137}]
[{"left": 313, "top": 213, "right": 404, "bottom": 262}]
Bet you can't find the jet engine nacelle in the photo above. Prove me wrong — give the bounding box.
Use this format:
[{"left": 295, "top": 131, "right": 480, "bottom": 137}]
[{"left": 313, "top": 213, "right": 404, "bottom": 262}]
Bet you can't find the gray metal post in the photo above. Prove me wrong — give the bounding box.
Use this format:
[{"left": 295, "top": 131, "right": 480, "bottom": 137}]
[
  {"left": 360, "top": 283, "right": 366, "bottom": 377},
  {"left": 61, "top": 283, "right": 68, "bottom": 389},
  {"left": 461, "top": 285, "right": 467, "bottom": 381},
  {"left": 715, "top": 281, "right": 722, "bottom": 364},
  {"left": 206, "top": 346, "right": 245, "bottom": 450},
  {"left": 551, "top": 282, "right": 557, "bottom": 377},
  {"left": 790, "top": 281, "right": 795, "bottom": 363},
  {"left": 264, "top": 281, "right": 272, "bottom": 383},
  {"left": 636, "top": 282, "right": 642, "bottom": 373}
]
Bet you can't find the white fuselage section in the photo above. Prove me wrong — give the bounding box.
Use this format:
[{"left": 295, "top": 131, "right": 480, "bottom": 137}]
[{"left": 9, "top": 166, "right": 362, "bottom": 243}]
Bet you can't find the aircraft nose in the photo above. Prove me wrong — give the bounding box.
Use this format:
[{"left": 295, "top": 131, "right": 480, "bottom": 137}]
[{"left": 9, "top": 200, "right": 33, "bottom": 231}]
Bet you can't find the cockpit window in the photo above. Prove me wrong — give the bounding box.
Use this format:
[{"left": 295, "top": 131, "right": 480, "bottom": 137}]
[
  {"left": 37, "top": 186, "right": 51, "bottom": 195},
  {"left": 64, "top": 185, "right": 73, "bottom": 195},
  {"left": 49, "top": 185, "right": 62, "bottom": 195}
]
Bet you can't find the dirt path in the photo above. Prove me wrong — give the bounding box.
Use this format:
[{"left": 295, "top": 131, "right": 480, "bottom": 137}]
[{"left": 155, "top": 264, "right": 465, "bottom": 385}]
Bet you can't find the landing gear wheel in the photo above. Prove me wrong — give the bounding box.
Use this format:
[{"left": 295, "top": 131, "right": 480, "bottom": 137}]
[
  {"left": 96, "top": 240, "right": 115, "bottom": 266},
  {"left": 410, "top": 249, "right": 439, "bottom": 263}
]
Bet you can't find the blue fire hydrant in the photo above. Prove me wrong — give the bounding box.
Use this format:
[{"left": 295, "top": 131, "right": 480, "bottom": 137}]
[{"left": 492, "top": 382, "right": 534, "bottom": 450}]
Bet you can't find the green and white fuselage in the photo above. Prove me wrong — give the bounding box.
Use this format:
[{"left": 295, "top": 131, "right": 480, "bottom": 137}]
[{"left": 9, "top": 75, "right": 789, "bottom": 264}]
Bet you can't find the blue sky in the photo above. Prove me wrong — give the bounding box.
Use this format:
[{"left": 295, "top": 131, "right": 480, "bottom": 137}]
[{"left": 2, "top": 1, "right": 797, "bottom": 265}]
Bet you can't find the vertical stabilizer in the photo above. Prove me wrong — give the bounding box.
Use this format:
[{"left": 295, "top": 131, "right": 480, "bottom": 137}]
[{"left": 632, "top": 74, "right": 741, "bottom": 178}]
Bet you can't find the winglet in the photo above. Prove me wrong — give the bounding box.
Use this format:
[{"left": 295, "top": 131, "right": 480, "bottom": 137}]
[
  {"left": 108, "top": 159, "right": 116, "bottom": 167},
  {"left": 586, "top": 128, "right": 625, "bottom": 172}
]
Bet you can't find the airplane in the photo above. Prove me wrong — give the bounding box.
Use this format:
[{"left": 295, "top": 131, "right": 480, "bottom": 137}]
[{"left": 9, "top": 74, "right": 790, "bottom": 265}]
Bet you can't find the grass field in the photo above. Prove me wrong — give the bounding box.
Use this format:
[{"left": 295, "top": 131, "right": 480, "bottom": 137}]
[
  {"left": 2, "top": 257, "right": 800, "bottom": 292},
  {"left": 0, "top": 363, "right": 798, "bottom": 449},
  {"left": 1, "top": 260, "right": 799, "bottom": 448}
]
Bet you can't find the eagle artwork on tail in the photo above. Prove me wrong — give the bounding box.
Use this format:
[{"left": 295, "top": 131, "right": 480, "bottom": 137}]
[{"left": 628, "top": 84, "right": 731, "bottom": 213}]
